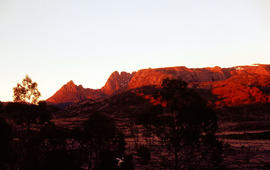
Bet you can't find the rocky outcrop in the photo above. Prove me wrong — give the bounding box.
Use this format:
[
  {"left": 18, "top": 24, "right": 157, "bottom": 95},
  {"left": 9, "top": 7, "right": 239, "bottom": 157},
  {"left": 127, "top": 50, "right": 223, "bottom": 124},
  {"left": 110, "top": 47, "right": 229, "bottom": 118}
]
[
  {"left": 47, "top": 80, "right": 106, "bottom": 104},
  {"left": 47, "top": 64, "right": 270, "bottom": 107},
  {"left": 101, "top": 71, "right": 135, "bottom": 95},
  {"left": 211, "top": 73, "right": 270, "bottom": 107},
  {"left": 128, "top": 66, "right": 234, "bottom": 89}
]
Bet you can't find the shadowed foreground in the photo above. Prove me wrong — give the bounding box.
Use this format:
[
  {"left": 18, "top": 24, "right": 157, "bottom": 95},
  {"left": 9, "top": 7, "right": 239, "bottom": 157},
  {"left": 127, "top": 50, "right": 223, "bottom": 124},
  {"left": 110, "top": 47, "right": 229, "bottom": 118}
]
[{"left": 1, "top": 79, "right": 270, "bottom": 169}]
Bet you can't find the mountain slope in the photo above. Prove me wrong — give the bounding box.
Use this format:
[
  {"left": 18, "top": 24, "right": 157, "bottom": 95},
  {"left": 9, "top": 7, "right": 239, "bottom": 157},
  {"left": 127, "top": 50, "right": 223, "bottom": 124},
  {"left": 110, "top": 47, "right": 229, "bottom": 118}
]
[
  {"left": 101, "top": 71, "right": 135, "bottom": 95},
  {"left": 47, "top": 64, "right": 270, "bottom": 106},
  {"left": 47, "top": 80, "right": 106, "bottom": 104},
  {"left": 127, "top": 66, "right": 233, "bottom": 89}
]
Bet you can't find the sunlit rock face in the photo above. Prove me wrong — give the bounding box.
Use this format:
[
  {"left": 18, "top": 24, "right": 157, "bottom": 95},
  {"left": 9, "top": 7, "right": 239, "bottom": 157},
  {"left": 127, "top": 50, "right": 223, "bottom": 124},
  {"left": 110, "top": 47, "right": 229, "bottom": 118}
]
[
  {"left": 46, "top": 80, "right": 106, "bottom": 104},
  {"left": 101, "top": 71, "right": 135, "bottom": 95},
  {"left": 47, "top": 64, "right": 270, "bottom": 107},
  {"left": 211, "top": 65, "right": 270, "bottom": 106},
  {"left": 129, "top": 65, "right": 270, "bottom": 88},
  {"left": 128, "top": 66, "right": 233, "bottom": 89},
  {"left": 127, "top": 65, "right": 270, "bottom": 106}
]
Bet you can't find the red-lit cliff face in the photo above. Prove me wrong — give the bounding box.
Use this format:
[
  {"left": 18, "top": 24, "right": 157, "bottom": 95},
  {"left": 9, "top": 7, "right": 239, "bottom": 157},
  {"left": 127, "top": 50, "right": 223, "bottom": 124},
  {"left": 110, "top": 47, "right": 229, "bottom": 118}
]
[
  {"left": 101, "top": 71, "right": 135, "bottom": 95},
  {"left": 211, "top": 65, "right": 270, "bottom": 107},
  {"left": 127, "top": 66, "right": 233, "bottom": 89},
  {"left": 127, "top": 65, "right": 270, "bottom": 107},
  {"left": 46, "top": 71, "right": 134, "bottom": 104},
  {"left": 46, "top": 80, "right": 106, "bottom": 104},
  {"left": 47, "top": 64, "right": 270, "bottom": 107}
]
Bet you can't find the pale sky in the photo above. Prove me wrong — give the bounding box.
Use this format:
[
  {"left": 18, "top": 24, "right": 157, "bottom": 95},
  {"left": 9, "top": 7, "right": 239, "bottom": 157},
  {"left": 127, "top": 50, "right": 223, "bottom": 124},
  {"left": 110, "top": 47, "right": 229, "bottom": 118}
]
[{"left": 0, "top": 0, "right": 270, "bottom": 101}]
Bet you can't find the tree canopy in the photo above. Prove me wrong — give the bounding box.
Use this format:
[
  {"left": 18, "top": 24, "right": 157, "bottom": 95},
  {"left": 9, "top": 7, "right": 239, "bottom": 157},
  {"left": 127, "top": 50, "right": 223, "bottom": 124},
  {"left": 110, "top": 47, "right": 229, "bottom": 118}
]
[
  {"left": 13, "top": 75, "right": 41, "bottom": 104},
  {"left": 135, "top": 78, "right": 222, "bottom": 169}
]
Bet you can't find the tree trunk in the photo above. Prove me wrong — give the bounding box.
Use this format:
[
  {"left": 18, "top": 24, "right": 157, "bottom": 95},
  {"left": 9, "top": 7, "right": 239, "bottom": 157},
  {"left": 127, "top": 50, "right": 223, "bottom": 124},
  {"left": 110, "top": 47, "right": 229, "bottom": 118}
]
[{"left": 174, "top": 150, "right": 178, "bottom": 170}]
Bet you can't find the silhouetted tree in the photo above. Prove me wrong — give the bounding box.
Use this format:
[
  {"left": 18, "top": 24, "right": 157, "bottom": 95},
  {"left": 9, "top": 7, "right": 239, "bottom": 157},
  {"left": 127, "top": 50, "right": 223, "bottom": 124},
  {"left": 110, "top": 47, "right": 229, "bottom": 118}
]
[
  {"left": 0, "top": 118, "right": 13, "bottom": 170},
  {"left": 94, "top": 150, "right": 118, "bottom": 170},
  {"left": 13, "top": 75, "right": 41, "bottom": 104},
  {"left": 119, "top": 154, "right": 135, "bottom": 170},
  {"left": 41, "top": 149, "right": 82, "bottom": 170},
  {"left": 136, "top": 145, "right": 151, "bottom": 165},
  {"left": 83, "top": 113, "right": 125, "bottom": 169},
  {"left": 19, "top": 123, "right": 84, "bottom": 170},
  {"left": 37, "top": 101, "right": 52, "bottom": 124},
  {"left": 140, "top": 78, "right": 222, "bottom": 169},
  {"left": 21, "top": 147, "right": 82, "bottom": 170},
  {"left": 4, "top": 102, "right": 52, "bottom": 131}
]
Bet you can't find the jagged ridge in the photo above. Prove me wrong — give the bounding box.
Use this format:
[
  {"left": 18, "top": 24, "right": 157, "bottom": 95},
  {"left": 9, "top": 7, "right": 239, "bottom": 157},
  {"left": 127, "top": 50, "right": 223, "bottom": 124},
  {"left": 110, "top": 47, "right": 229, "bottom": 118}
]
[
  {"left": 46, "top": 80, "right": 106, "bottom": 104},
  {"left": 47, "top": 64, "right": 270, "bottom": 106}
]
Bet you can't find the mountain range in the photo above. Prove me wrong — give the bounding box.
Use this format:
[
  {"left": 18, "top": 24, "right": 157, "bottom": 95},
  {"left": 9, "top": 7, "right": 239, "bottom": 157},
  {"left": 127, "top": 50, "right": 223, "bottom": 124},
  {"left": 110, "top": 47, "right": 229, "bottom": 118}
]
[{"left": 47, "top": 64, "right": 270, "bottom": 107}]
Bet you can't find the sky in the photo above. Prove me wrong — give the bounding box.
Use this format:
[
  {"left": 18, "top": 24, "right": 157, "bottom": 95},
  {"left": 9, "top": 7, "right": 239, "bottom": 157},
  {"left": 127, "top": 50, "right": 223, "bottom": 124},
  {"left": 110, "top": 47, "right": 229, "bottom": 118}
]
[{"left": 0, "top": 0, "right": 270, "bottom": 101}]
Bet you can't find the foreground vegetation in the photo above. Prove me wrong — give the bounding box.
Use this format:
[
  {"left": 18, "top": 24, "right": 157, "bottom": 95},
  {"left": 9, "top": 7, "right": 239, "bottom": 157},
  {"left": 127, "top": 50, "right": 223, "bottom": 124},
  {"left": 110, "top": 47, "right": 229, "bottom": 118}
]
[{"left": 1, "top": 79, "right": 270, "bottom": 169}]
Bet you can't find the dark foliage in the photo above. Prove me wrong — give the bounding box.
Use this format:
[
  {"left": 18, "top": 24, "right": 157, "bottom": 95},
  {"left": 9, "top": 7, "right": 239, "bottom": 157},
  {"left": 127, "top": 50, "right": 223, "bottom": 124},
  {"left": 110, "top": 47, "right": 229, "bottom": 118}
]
[
  {"left": 134, "top": 78, "right": 222, "bottom": 169},
  {"left": 0, "top": 118, "right": 13, "bottom": 170},
  {"left": 0, "top": 102, "right": 2, "bottom": 111},
  {"left": 0, "top": 79, "right": 226, "bottom": 169},
  {"left": 4, "top": 102, "right": 52, "bottom": 127},
  {"left": 136, "top": 145, "right": 151, "bottom": 165},
  {"left": 83, "top": 112, "right": 126, "bottom": 169}
]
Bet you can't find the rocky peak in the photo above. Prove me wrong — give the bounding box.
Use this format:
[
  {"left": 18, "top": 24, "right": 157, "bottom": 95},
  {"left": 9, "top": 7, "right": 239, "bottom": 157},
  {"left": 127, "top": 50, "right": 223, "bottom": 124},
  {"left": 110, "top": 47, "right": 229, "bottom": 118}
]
[
  {"left": 47, "top": 64, "right": 270, "bottom": 106},
  {"left": 66, "top": 80, "right": 75, "bottom": 85},
  {"left": 101, "top": 71, "right": 134, "bottom": 95},
  {"left": 64, "top": 80, "right": 76, "bottom": 88},
  {"left": 46, "top": 80, "right": 105, "bottom": 104}
]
